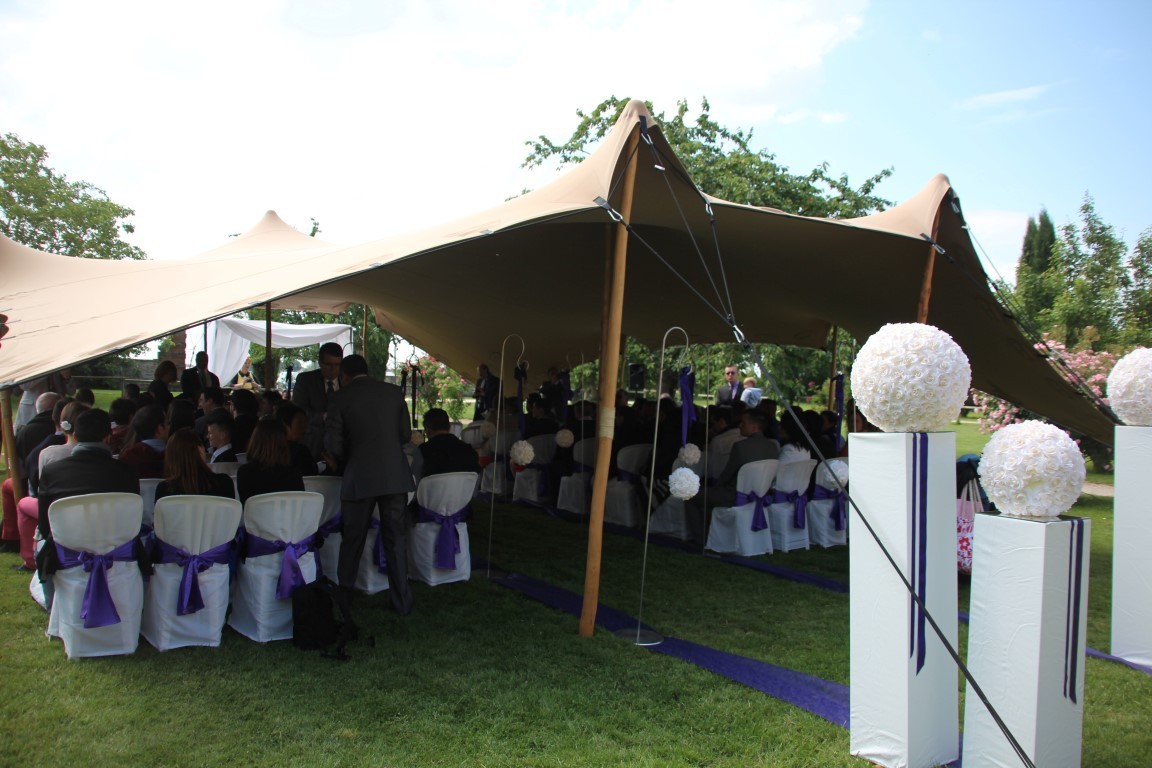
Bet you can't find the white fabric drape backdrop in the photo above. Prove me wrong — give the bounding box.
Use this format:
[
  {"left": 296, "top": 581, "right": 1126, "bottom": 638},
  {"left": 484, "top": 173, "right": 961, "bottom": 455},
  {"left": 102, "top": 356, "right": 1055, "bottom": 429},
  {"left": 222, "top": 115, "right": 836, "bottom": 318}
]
[{"left": 187, "top": 319, "right": 353, "bottom": 386}]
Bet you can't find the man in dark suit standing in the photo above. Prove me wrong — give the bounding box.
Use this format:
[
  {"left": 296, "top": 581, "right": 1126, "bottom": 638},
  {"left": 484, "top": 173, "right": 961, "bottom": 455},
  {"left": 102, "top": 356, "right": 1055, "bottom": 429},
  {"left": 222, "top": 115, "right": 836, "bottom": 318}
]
[
  {"left": 37, "top": 408, "right": 140, "bottom": 610},
  {"left": 411, "top": 408, "right": 480, "bottom": 483},
  {"left": 292, "top": 342, "right": 343, "bottom": 462},
  {"left": 324, "top": 354, "right": 415, "bottom": 615},
  {"left": 181, "top": 351, "right": 221, "bottom": 399},
  {"left": 714, "top": 365, "right": 743, "bottom": 405}
]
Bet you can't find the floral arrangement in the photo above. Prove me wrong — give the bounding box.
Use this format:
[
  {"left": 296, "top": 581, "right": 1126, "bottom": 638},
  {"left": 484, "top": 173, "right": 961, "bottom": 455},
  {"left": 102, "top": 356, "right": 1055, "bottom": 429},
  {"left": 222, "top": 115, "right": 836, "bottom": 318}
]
[
  {"left": 816, "top": 459, "right": 849, "bottom": 490},
  {"left": 510, "top": 440, "right": 535, "bottom": 467},
  {"left": 479, "top": 421, "right": 497, "bottom": 439},
  {"left": 677, "top": 443, "right": 701, "bottom": 466},
  {"left": 555, "top": 428, "right": 575, "bottom": 448},
  {"left": 850, "top": 323, "right": 971, "bottom": 433},
  {"left": 1107, "top": 348, "right": 1152, "bottom": 426},
  {"left": 978, "top": 420, "right": 1085, "bottom": 518},
  {"left": 669, "top": 466, "right": 700, "bottom": 501}
]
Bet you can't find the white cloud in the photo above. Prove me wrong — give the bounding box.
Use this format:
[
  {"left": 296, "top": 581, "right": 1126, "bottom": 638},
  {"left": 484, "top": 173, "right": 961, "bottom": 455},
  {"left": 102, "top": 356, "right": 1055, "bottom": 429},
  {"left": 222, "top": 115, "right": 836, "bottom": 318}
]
[
  {"left": 959, "top": 84, "right": 1053, "bottom": 111},
  {"left": 819, "top": 112, "right": 847, "bottom": 124}
]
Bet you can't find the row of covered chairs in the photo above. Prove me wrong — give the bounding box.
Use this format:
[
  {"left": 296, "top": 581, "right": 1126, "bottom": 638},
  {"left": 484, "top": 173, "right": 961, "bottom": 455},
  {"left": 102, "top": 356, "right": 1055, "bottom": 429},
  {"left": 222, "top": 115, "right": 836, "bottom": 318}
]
[{"left": 43, "top": 471, "right": 477, "bottom": 659}]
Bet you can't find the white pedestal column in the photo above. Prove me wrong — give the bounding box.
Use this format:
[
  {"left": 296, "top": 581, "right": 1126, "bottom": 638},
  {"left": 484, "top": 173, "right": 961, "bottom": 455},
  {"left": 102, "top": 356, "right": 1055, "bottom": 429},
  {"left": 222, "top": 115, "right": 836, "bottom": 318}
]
[
  {"left": 1112, "top": 425, "right": 1152, "bottom": 666},
  {"left": 849, "top": 432, "right": 959, "bottom": 768},
  {"left": 963, "top": 514, "right": 1090, "bottom": 768}
]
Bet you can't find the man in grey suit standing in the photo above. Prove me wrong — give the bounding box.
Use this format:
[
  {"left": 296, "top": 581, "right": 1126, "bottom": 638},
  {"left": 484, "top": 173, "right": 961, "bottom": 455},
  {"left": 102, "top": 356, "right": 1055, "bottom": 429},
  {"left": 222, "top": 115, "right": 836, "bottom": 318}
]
[
  {"left": 324, "top": 354, "right": 415, "bottom": 615},
  {"left": 292, "top": 342, "right": 343, "bottom": 461}
]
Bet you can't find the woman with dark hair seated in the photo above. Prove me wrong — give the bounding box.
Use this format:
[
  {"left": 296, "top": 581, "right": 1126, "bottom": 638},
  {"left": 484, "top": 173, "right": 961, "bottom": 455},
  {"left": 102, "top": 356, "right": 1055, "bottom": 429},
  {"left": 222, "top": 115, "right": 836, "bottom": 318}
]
[
  {"left": 155, "top": 428, "right": 235, "bottom": 502},
  {"left": 778, "top": 408, "right": 814, "bottom": 466},
  {"left": 149, "top": 360, "right": 179, "bottom": 409},
  {"left": 166, "top": 398, "right": 198, "bottom": 434},
  {"left": 236, "top": 418, "right": 305, "bottom": 504}
]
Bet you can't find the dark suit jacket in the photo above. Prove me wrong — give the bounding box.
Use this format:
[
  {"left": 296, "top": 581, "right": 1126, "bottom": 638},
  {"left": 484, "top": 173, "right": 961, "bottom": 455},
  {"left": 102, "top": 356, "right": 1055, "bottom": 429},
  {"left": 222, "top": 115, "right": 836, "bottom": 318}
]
[
  {"left": 180, "top": 366, "right": 220, "bottom": 397},
  {"left": 714, "top": 432, "right": 781, "bottom": 506},
  {"left": 292, "top": 368, "right": 335, "bottom": 460},
  {"left": 16, "top": 411, "right": 56, "bottom": 462},
  {"left": 415, "top": 433, "right": 480, "bottom": 482},
  {"left": 38, "top": 446, "right": 140, "bottom": 540},
  {"left": 324, "top": 375, "right": 414, "bottom": 500},
  {"left": 25, "top": 432, "right": 66, "bottom": 496},
  {"left": 208, "top": 447, "right": 238, "bottom": 464},
  {"left": 715, "top": 383, "right": 744, "bottom": 405}
]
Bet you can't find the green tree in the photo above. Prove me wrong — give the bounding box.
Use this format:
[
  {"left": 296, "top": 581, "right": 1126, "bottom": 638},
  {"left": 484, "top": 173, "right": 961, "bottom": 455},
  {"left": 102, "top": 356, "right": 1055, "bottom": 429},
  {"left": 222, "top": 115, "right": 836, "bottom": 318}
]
[
  {"left": 524, "top": 97, "right": 893, "bottom": 218},
  {"left": 1122, "top": 227, "right": 1152, "bottom": 347},
  {"left": 1047, "top": 195, "right": 1128, "bottom": 348},
  {"left": 1013, "top": 209, "right": 1059, "bottom": 330},
  {"left": 0, "top": 133, "right": 146, "bottom": 260}
]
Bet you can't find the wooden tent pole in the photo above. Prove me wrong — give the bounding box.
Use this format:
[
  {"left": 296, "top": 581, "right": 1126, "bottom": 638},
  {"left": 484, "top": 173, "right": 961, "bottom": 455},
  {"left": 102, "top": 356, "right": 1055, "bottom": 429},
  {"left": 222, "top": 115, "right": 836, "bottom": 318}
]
[
  {"left": 1, "top": 388, "right": 24, "bottom": 503},
  {"left": 264, "top": 303, "right": 274, "bottom": 389},
  {"left": 827, "top": 326, "right": 839, "bottom": 411},
  {"left": 579, "top": 126, "right": 640, "bottom": 637}
]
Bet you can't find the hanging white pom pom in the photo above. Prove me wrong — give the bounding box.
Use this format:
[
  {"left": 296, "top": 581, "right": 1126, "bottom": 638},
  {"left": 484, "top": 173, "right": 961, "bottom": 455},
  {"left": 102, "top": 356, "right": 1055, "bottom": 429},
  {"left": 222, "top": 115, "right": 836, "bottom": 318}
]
[
  {"left": 669, "top": 466, "right": 701, "bottom": 500},
  {"left": 677, "top": 443, "right": 701, "bottom": 466},
  {"left": 816, "top": 459, "right": 849, "bottom": 490},
  {"left": 555, "top": 428, "right": 575, "bottom": 448},
  {"left": 510, "top": 440, "right": 535, "bottom": 466}
]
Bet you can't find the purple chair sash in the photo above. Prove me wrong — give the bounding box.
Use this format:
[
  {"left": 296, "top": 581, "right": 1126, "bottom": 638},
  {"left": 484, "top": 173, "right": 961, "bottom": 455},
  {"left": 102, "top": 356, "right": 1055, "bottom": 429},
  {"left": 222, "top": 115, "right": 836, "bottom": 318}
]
[
  {"left": 773, "top": 489, "right": 809, "bottom": 530},
  {"left": 812, "top": 486, "right": 847, "bottom": 531},
  {"left": 54, "top": 539, "right": 138, "bottom": 628},
  {"left": 243, "top": 532, "right": 313, "bottom": 599},
  {"left": 735, "top": 490, "right": 770, "bottom": 532},
  {"left": 317, "top": 513, "right": 343, "bottom": 538},
  {"left": 154, "top": 538, "right": 233, "bottom": 615},
  {"left": 369, "top": 517, "right": 388, "bottom": 574},
  {"left": 617, "top": 469, "right": 642, "bottom": 485},
  {"left": 416, "top": 504, "right": 470, "bottom": 570}
]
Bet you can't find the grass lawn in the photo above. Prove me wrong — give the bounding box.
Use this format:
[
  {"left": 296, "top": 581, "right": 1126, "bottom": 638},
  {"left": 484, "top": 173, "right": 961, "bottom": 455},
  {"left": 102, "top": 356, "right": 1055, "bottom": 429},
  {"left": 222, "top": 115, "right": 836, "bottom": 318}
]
[{"left": 2, "top": 480, "right": 1150, "bottom": 766}]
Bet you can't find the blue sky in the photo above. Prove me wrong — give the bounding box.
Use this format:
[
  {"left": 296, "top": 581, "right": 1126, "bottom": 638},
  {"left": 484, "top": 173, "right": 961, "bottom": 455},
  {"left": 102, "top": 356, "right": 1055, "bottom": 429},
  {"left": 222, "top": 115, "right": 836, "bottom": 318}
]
[{"left": 2, "top": 0, "right": 1149, "bottom": 284}]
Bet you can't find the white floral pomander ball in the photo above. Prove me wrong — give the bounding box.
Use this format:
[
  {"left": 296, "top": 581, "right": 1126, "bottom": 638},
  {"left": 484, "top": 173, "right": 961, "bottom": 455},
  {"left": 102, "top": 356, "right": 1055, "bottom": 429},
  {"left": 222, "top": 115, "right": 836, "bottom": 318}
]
[
  {"left": 555, "top": 428, "right": 575, "bottom": 448},
  {"left": 1107, "top": 348, "right": 1152, "bottom": 426},
  {"left": 677, "top": 443, "right": 702, "bottom": 466},
  {"left": 479, "top": 421, "right": 497, "bottom": 439},
  {"left": 510, "top": 440, "right": 535, "bottom": 466},
  {"left": 816, "top": 459, "right": 849, "bottom": 490},
  {"left": 979, "top": 421, "right": 1085, "bottom": 518},
  {"left": 669, "top": 466, "right": 700, "bottom": 500},
  {"left": 851, "top": 323, "right": 971, "bottom": 433}
]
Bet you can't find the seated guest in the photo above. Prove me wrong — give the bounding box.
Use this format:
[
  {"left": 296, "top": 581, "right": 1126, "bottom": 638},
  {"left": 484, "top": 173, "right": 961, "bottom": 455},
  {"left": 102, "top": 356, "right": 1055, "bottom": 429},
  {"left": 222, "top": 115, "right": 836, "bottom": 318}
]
[
  {"left": 711, "top": 410, "right": 781, "bottom": 506},
  {"left": 166, "top": 398, "right": 198, "bottom": 435},
  {"left": 277, "top": 402, "right": 331, "bottom": 477},
  {"left": 821, "top": 409, "right": 844, "bottom": 453},
  {"left": 236, "top": 418, "right": 305, "bottom": 504},
  {"left": 195, "top": 387, "right": 227, "bottom": 442},
  {"left": 154, "top": 428, "right": 235, "bottom": 502},
  {"left": 23, "top": 398, "right": 71, "bottom": 498},
  {"left": 2, "top": 391, "right": 63, "bottom": 553},
  {"left": 149, "top": 360, "right": 179, "bottom": 409},
  {"left": 205, "top": 410, "right": 238, "bottom": 463},
  {"left": 411, "top": 408, "right": 480, "bottom": 483},
  {"left": 229, "top": 389, "right": 259, "bottom": 453},
  {"left": 740, "top": 377, "right": 763, "bottom": 408},
  {"left": 121, "top": 382, "right": 141, "bottom": 402},
  {"left": 706, "top": 406, "right": 743, "bottom": 481},
  {"left": 108, "top": 398, "right": 137, "bottom": 455},
  {"left": 36, "top": 408, "right": 140, "bottom": 610},
  {"left": 801, "top": 409, "right": 835, "bottom": 460},
  {"left": 778, "top": 409, "right": 813, "bottom": 466},
  {"left": 74, "top": 387, "right": 96, "bottom": 406},
  {"left": 118, "top": 404, "right": 168, "bottom": 479},
  {"left": 30, "top": 400, "right": 88, "bottom": 495},
  {"left": 258, "top": 390, "right": 283, "bottom": 418}
]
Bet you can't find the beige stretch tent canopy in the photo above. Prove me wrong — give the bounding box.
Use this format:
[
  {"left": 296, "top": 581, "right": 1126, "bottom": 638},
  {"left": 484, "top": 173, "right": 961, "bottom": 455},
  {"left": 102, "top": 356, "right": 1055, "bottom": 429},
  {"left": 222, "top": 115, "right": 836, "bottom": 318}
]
[{"left": 0, "top": 100, "right": 1115, "bottom": 443}]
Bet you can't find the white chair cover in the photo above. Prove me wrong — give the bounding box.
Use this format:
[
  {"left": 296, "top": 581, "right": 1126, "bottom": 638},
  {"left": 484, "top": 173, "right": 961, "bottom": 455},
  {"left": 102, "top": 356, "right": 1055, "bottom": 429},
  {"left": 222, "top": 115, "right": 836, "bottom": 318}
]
[
  {"left": 512, "top": 434, "right": 558, "bottom": 504},
  {"left": 208, "top": 462, "right": 241, "bottom": 497},
  {"left": 767, "top": 459, "right": 817, "bottom": 553},
  {"left": 409, "top": 472, "right": 475, "bottom": 586},
  {"left": 649, "top": 457, "right": 700, "bottom": 541},
  {"left": 706, "top": 460, "right": 778, "bottom": 557},
  {"left": 303, "top": 475, "right": 344, "bottom": 582},
  {"left": 228, "top": 491, "right": 322, "bottom": 642},
  {"left": 807, "top": 459, "right": 849, "bottom": 549},
  {"left": 459, "top": 423, "right": 485, "bottom": 449},
  {"left": 354, "top": 506, "right": 391, "bottom": 595},
  {"left": 604, "top": 444, "right": 651, "bottom": 528},
  {"left": 139, "top": 478, "right": 162, "bottom": 532},
  {"left": 480, "top": 430, "right": 519, "bottom": 497},
  {"left": 48, "top": 493, "right": 144, "bottom": 659},
  {"left": 449, "top": 421, "right": 464, "bottom": 438},
  {"left": 235, "top": 452, "right": 248, "bottom": 465},
  {"left": 557, "top": 438, "right": 598, "bottom": 516},
  {"left": 141, "top": 495, "right": 243, "bottom": 651}
]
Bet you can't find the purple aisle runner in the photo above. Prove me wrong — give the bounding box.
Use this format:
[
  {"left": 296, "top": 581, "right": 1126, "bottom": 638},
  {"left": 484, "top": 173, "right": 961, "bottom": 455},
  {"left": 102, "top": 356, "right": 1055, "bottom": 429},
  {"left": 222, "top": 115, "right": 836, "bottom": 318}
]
[{"left": 492, "top": 569, "right": 850, "bottom": 728}]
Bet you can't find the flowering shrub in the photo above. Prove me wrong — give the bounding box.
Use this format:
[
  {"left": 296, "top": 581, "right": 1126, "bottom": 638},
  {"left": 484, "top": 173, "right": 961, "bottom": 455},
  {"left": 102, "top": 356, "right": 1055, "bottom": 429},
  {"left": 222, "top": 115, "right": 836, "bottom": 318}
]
[{"left": 415, "top": 354, "right": 472, "bottom": 422}]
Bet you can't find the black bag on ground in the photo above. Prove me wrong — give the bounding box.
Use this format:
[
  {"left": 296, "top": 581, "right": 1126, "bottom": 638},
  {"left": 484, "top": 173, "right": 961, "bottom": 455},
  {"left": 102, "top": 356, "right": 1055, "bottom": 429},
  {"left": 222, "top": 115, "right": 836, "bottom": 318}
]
[{"left": 292, "top": 577, "right": 359, "bottom": 659}]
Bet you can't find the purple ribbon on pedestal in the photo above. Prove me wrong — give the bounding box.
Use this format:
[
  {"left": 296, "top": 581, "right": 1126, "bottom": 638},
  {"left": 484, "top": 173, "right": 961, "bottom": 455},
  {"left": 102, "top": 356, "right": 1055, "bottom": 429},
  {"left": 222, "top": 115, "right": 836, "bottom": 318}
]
[
  {"left": 243, "top": 532, "right": 312, "bottom": 599},
  {"left": 679, "top": 367, "right": 696, "bottom": 446},
  {"left": 772, "top": 489, "right": 809, "bottom": 529},
  {"left": 55, "top": 539, "right": 138, "bottom": 628},
  {"left": 812, "top": 486, "right": 847, "bottom": 531},
  {"left": 416, "top": 504, "right": 470, "bottom": 569},
  {"left": 369, "top": 517, "right": 388, "bottom": 574},
  {"left": 154, "top": 538, "right": 233, "bottom": 615},
  {"left": 735, "top": 490, "right": 770, "bottom": 532}
]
